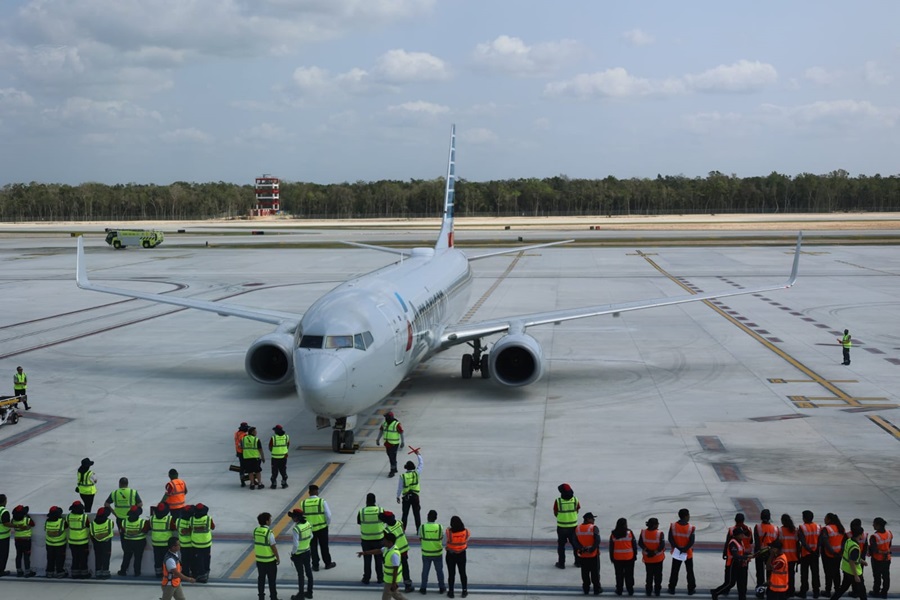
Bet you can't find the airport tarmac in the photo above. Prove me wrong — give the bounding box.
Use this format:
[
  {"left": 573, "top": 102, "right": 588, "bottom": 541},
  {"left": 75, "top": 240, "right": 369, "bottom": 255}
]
[{"left": 0, "top": 226, "right": 898, "bottom": 599}]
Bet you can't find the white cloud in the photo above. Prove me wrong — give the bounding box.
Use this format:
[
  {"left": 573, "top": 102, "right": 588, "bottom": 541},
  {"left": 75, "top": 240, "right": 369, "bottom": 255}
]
[
  {"left": 768, "top": 99, "right": 898, "bottom": 127},
  {"left": 533, "top": 117, "right": 551, "bottom": 130},
  {"left": 803, "top": 66, "right": 842, "bottom": 85},
  {"left": 0, "top": 88, "right": 36, "bottom": 112},
  {"left": 460, "top": 127, "right": 498, "bottom": 144},
  {"left": 47, "top": 97, "right": 163, "bottom": 127},
  {"left": 864, "top": 61, "right": 892, "bottom": 85},
  {"left": 622, "top": 28, "right": 654, "bottom": 46},
  {"left": 684, "top": 60, "right": 777, "bottom": 93},
  {"left": 472, "top": 35, "right": 581, "bottom": 76},
  {"left": 387, "top": 101, "right": 449, "bottom": 115},
  {"left": 545, "top": 67, "right": 683, "bottom": 99},
  {"left": 375, "top": 49, "right": 449, "bottom": 83},
  {"left": 160, "top": 128, "right": 214, "bottom": 144}
]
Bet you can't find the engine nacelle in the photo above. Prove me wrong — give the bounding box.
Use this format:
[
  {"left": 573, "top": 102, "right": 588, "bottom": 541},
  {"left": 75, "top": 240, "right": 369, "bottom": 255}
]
[
  {"left": 488, "top": 332, "right": 544, "bottom": 387},
  {"left": 245, "top": 332, "right": 295, "bottom": 385}
]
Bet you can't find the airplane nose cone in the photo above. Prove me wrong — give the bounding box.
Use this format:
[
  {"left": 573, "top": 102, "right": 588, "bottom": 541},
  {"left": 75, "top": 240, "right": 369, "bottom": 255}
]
[{"left": 294, "top": 352, "right": 349, "bottom": 414}]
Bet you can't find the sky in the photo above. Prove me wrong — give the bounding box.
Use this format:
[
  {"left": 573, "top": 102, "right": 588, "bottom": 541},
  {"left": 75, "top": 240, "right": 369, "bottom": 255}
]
[{"left": 0, "top": 0, "right": 898, "bottom": 186}]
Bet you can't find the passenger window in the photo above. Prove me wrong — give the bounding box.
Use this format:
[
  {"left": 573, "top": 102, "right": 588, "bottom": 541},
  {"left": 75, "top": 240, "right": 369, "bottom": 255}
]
[
  {"left": 325, "top": 335, "right": 353, "bottom": 349},
  {"left": 299, "top": 335, "right": 323, "bottom": 349}
]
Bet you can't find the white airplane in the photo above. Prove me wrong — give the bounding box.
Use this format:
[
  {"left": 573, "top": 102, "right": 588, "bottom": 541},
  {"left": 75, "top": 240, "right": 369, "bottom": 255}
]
[{"left": 76, "top": 125, "right": 801, "bottom": 452}]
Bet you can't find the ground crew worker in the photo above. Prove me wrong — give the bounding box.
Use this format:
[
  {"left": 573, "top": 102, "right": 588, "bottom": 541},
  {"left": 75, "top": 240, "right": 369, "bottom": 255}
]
[
  {"left": 162, "top": 537, "right": 196, "bottom": 600},
  {"left": 667, "top": 508, "right": 696, "bottom": 595},
  {"left": 243, "top": 426, "right": 265, "bottom": 490},
  {"left": 419, "top": 509, "right": 446, "bottom": 595},
  {"left": 357, "top": 531, "right": 408, "bottom": 600},
  {"left": 397, "top": 448, "right": 423, "bottom": 532},
  {"left": 376, "top": 411, "right": 404, "bottom": 477},
  {"left": 640, "top": 517, "right": 666, "bottom": 596},
  {"left": 44, "top": 505, "right": 68, "bottom": 578},
  {"left": 554, "top": 482, "right": 581, "bottom": 569},
  {"left": 611, "top": 517, "right": 638, "bottom": 596},
  {"left": 90, "top": 506, "right": 114, "bottom": 579},
  {"left": 176, "top": 505, "right": 195, "bottom": 578},
  {"left": 0, "top": 494, "right": 11, "bottom": 576},
  {"left": 254, "top": 512, "right": 280, "bottom": 600},
  {"left": 235, "top": 422, "right": 249, "bottom": 487},
  {"left": 11, "top": 505, "right": 35, "bottom": 577},
  {"left": 831, "top": 522, "right": 867, "bottom": 600},
  {"left": 869, "top": 517, "right": 891, "bottom": 599},
  {"left": 77, "top": 457, "right": 98, "bottom": 512},
  {"left": 288, "top": 508, "right": 314, "bottom": 600},
  {"left": 118, "top": 505, "right": 148, "bottom": 576},
  {"left": 768, "top": 541, "right": 790, "bottom": 600},
  {"left": 711, "top": 526, "right": 749, "bottom": 600},
  {"left": 755, "top": 510, "right": 782, "bottom": 592},
  {"left": 67, "top": 500, "right": 92, "bottom": 578},
  {"left": 445, "top": 515, "right": 470, "bottom": 599},
  {"left": 381, "top": 511, "right": 414, "bottom": 593},
  {"left": 162, "top": 469, "right": 188, "bottom": 518},
  {"left": 821, "top": 514, "right": 847, "bottom": 597},
  {"left": 104, "top": 477, "right": 143, "bottom": 541},
  {"left": 358, "top": 492, "right": 385, "bottom": 585},
  {"left": 190, "top": 503, "right": 214, "bottom": 583},
  {"left": 302, "top": 484, "right": 336, "bottom": 571},
  {"left": 721, "top": 514, "right": 752, "bottom": 599},
  {"left": 13, "top": 366, "right": 30, "bottom": 410},
  {"left": 150, "top": 503, "right": 174, "bottom": 577},
  {"left": 839, "top": 330, "right": 852, "bottom": 365},
  {"left": 798, "top": 510, "right": 822, "bottom": 599},
  {"left": 781, "top": 514, "right": 800, "bottom": 596},
  {"left": 269, "top": 424, "right": 290, "bottom": 489},
  {"left": 576, "top": 512, "right": 602, "bottom": 596}
]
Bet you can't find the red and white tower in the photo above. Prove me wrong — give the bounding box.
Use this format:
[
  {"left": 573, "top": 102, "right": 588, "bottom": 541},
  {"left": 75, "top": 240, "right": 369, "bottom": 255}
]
[{"left": 252, "top": 175, "right": 280, "bottom": 216}]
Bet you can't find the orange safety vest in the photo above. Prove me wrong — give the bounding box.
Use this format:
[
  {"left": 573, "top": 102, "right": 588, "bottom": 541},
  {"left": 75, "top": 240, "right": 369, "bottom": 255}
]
[
  {"left": 234, "top": 430, "right": 247, "bottom": 454},
  {"left": 162, "top": 552, "right": 181, "bottom": 587},
  {"left": 729, "top": 526, "right": 753, "bottom": 554},
  {"left": 165, "top": 479, "right": 187, "bottom": 510},
  {"left": 612, "top": 530, "right": 635, "bottom": 561},
  {"left": 781, "top": 527, "right": 799, "bottom": 562},
  {"left": 641, "top": 529, "right": 665, "bottom": 564},
  {"left": 446, "top": 528, "right": 469, "bottom": 553},
  {"left": 576, "top": 523, "right": 599, "bottom": 558},
  {"left": 799, "top": 522, "right": 820, "bottom": 557},
  {"left": 823, "top": 524, "right": 843, "bottom": 557},
  {"left": 670, "top": 522, "right": 695, "bottom": 559},
  {"left": 871, "top": 531, "right": 893, "bottom": 562},
  {"left": 770, "top": 554, "right": 790, "bottom": 592},
  {"left": 725, "top": 538, "right": 744, "bottom": 567},
  {"left": 755, "top": 522, "right": 780, "bottom": 548}
]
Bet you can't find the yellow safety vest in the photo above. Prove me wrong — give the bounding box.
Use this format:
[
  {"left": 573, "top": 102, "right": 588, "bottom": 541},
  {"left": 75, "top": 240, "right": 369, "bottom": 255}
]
[
  {"left": 150, "top": 514, "right": 173, "bottom": 546},
  {"left": 401, "top": 471, "right": 420, "bottom": 495},
  {"left": 842, "top": 334, "right": 852, "bottom": 349},
  {"left": 14, "top": 372, "right": 26, "bottom": 391},
  {"left": 419, "top": 522, "right": 443, "bottom": 557},
  {"left": 301, "top": 497, "right": 327, "bottom": 531},
  {"left": 124, "top": 517, "right": 147, "bottom": 540},
  {"left": 270, "top": 434, "right": 290, "bottom": 459},
  {"left": 359, "top": 506, "right": 385, "bottom": 541},
  {"left": 177, "top": 517, "right": 193, "bottom": 548},
  {"left": 242, "top": 435, "right": 260, "bottom": 459},
  {"left": 382, "top": 420, "right": 401, "bottom": 445},
  {"left": 841, "top": 539, "right": 862, "bottom": 576},
  {"left": 110, "top": 488, "right": 138, "bottom": 520},
  {"left": 67, "top": 513, "right": 90, "bottom": 544},
  {"left": 293, "top": 521, "right": 312, "bottom": 555},
  {"left": 383, "top": 545, "right": 403, "bottom": 584},
  {"left": 90, "top": 519, "right": 114, "bottom": 543},
  {"left": 253, "top": 526, "right": 275, "bottom": 562},
  {"left": 555, "top": 496, "right": 579, "bottom": 528},
  {"left": 386, "top": 521, "right": 409, "bottom": 554},
  {"left": 45, "top": 518, "right": 67, "bottom": 546},
  {"left": 0, "top": 506, "right": 10, "bottom": 539},
  {"left": 190, "top": 515, "right": 212, "bottom": 548},
  {"left": 13, "top": 517, "right": 32, "bottom": 539},
  {"left": 77, "top": 470, "right": 96, "bottom": 495}
]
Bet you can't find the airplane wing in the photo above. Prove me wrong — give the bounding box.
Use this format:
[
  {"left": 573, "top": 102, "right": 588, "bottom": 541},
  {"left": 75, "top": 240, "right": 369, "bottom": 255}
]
[
  {"left": 75, "top": 237, "right": 302, "bottom": 327},
  {"left": 466, "top": 240, "right": 574, "bottom": 261},
  {"left": 340, "top": 241, "right": 411, "bottom": 257},
  {"left": 440, "top": 233, "right": 802, "bottom": 349}
]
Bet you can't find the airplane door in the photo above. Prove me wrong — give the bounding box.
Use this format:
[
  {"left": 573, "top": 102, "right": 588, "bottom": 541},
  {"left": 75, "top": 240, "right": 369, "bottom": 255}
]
[{"left": 377, "top": 303, "right": 406, "bottom": 366}]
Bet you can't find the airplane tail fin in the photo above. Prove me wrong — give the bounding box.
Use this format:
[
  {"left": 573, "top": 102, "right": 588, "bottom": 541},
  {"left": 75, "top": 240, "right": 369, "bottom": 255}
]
[{"left": 435, "top": 124, "right": 456, "bottom": 251}]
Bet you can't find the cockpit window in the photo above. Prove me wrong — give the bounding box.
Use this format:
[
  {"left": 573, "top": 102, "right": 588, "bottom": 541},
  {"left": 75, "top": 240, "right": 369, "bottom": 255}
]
[
  {"left": 363, "top": 331, "right": 374, "bottom": 347},
  {"left": 325, "top": 335, "right": 353, "bottom": 349},
  {"left": 299, "top": 335, "right": 323, "bottom": 349},
  {"left": 354, "top": 334, "right": 365, "bottom": 350}
]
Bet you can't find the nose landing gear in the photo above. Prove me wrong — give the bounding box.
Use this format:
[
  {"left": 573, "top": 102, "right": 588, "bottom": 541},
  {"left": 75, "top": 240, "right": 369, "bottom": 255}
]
[
  {"left": 461, "top": 338, "right": 490, "bottom": 380},
  {"left": 330, "top": 416, "right": 358, "bottom": 453}
]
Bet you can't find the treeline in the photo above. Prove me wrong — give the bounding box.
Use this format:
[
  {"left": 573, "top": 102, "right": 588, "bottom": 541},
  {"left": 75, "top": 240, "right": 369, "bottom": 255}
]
[{"left": 1, "top": 170, "right": 899, "bottom": 221}]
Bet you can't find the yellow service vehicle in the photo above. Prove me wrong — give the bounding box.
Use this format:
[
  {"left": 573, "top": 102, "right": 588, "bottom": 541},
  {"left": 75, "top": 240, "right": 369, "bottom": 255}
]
[{"left": 104, "top": 229, "right": 164, "bottom": 249}]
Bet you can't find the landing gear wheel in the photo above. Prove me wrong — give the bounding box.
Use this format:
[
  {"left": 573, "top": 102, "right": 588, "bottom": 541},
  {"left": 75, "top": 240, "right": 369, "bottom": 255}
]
[
  {"left": 331, "top": 430, "right": 341, "bottom": 452},
  {"left": 461, "top": 354, "right": 473, "bottom": 379},
  {"left": 342, "top": 430, "right": 354, "bottom": 451},
  {"left": 480, "top": 354, "right": 490, "bottom": 379}
]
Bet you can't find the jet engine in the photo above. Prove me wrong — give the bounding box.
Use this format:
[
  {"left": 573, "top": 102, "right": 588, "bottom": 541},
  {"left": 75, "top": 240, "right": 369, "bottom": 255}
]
[
  {"left": 488, "top": 332, "right": 544, "bottom": 387},
  {"left": 245, "top": 333, "right": 294, "bottom": 385}
]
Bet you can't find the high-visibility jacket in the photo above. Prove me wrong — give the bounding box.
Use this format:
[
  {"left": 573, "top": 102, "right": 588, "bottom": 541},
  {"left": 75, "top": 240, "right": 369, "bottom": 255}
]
[
  {"left": 781, "top": 527, "right": 799, "bottom": 562},
  {"left": 124, "top": 517, "right": 147, "bottom": 541},
  {"left": 67, "top": 513, "right": 90, "bottom": 545},
  {"left": 841, "top": 334, "right": 852, "bottom": 348},
  {"left": 190, "top": 515, "right": 212, "bottom": 548},
  {"left": 383, "top": 545, "right": 402, "bottom": 584},
  {"left": 728, "top": 526, "right": 752, "bottom": 554},
  {"left": 162, "top": 550, "right": 182, "bottom": 587},
  {"left": 446, "top": 528, "right": 469, "bottom": 553},
  {"left": 76, "top": 470, "right": 96, "bottom": 495},
  {"left": 401, "top": 471, "right": 420, "bottom": 495},
  {"left": 177, "top": 517, "right": 193, "bottom": 548},
  {"left": 381, "top": 420, "right": 400, "bottom": 445},
  {"left": 234, "top": 430, "right": 247, "bottom": 454},
  {"left": 641, "top": 529, "right": 665, "bottom": 564},
  {"left": 799, "top": 522, "right": 821, "bottom": 557},
  {"left": 725, "top": 538, "right": 745, "bottom": 567},
  {"left": 871, "top": 531, "right": 893, "bottom": 562},
  {"left": 110, "top": 488, "right": 138, "bottom": 520},
  {"left": 150, "top": 514, "right": 173, "bottom": 547},
  {"left": 13, "top": 517, "right": 33, "bottom": 539},
  {"left": 253, "top": 526, "right": 275, "bottom": 562},
  {"left": 670, "top": 522, "right": 695, "bottom": 559},
  {"left": 840, "top": 539, "right": 862, "bottom": 576},
  {"left": 420, "top": 522, "right": 444, "bottom": 557},
  {"left": 45, "top": 518, "right": 67, "bottom": 546},
  {"left": 555, "top": 496, "right": 579, "bottom": 528},
  {"left": 165, "top": 479, "right": 187, "bottom": 510},
  {"left": 823, "top": 524, "right": 844, "bottom": 557},
  {"left": 576, "top": 523, "right": 599, "bottom": 558},
  {"left": 14, "top": 372, "right": 26, "bottom": 391},
  {"left": 770, "top": 554, "right": 790, "bottom": 592},
  {"left": 293, "top": 520, "right": 312, "bottom": 555},
  {"left": 612, "top": 530, "right": 636, "bottom": 561},
  {"left": 90, "top": 519, "right": 114, "bottom": 543},
  {"left": 386, "top": 521, "right": 409, "bottom": 554},
  {"left": 755, "top": 522, "right": 780, "bottom": 549},
  {"left": 270, "top": 434, "right": 290, "bottom": 459},
  {"left": 0, "top": 506, "right": 11, "bottom": 540},
  {"left": 242, "top": 435, "right": 260, "bottom": 459},
  {"left": 358, "top": 506, "right": 384, "bottom": 540},
  {"left": 301, "top": 497, "right": 327, "bottom": 532}
]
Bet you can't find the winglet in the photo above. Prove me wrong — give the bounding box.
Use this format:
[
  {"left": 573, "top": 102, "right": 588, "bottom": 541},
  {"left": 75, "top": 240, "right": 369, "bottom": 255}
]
[
  {"left": 76, "top": 236, "right": 91, "bottom": 288},
  {"left": 434, "top": 124, "right": 456, "bottom": 251},
  {"left": 787, "top": 231, "right": 802, "bottom": 287}
]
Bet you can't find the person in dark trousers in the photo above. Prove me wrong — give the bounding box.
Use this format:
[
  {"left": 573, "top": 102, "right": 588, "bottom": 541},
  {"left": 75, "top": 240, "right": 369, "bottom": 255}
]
[
  {"left": 0, "top": 494, "right": 11, "bottom": 576},
  {"left": 13, "top": 366, "right": 30, "bottom": 410},
  {"left": 554, "top": 483, "right": 581, "bottom": 569},
  {"left": 242, "top": 427, "right": 265, "bottom": 490},
  {"left": 67, "top": 500, "right": 92, "bottom": 579},
  {"left": 150, "top": 503, "right": 174, "bottom": 577},
  {"left": 768, "top": 541, "right": 790, "bottom": 600},
  {"left": 821, "top": 514, "right": 847, "bottom": 597},
  {"left": 301, "top": 484, "right": 335, "bottom": 571},
  {"left": 720, "top": 514, "right": 752, "bottom": 599},
  {"left": 44, "top": 505, "right": 68, "bottom": 578},
  {"left": 76, "top": 458, "right": 98, "bottom": 512},
  {"left": 381, "top": 511, "right": 414, "bottom": 593},
  {"left": 712, "top": 526, "right": 749, "bottom": 600},
  {"left": 11, "top": 504, "right": 35, "bottom": 577},
  {"left": 781, "top": 514, "right": 800, "bottom": 597},
  {"left": 269, "top": 424, "right": 290, "bottom": 489},
  {"left": 838, "top": 330, "right": 852, "bottom": 365},
  {"left": 755, "top": 509, "right": 781, "bottom": 592},
  {"left": 868, "top": 517, "right": 892, "bottom": 599},
  {"left": 118, "top": 505, "right": 148, "bottom": 576},
  {"left": 445, "top": 515, "right": 470, "bottom": 599},
  {"left": 830, "top": 523, "right": 867, "bottom": 600},
  {"left": 254, "top": 512, "right": 280, "bottom": 600},
  {"left": 104, "top": 477, "right": 143, "bottom": 543},
  {"left": 189, "top": 503, "right": 214, "bottom": 583},
  {"left": 357, "top": 492, "right": 385, "bottom": 585},
  {"left": 357, "top": 531, "right": 407, "bottom": 600},
  {"left": 667, "top": 508, "right": 696, "bottom": 595},
  {"left": 376, "top": 411, "right": 405, "bottom": 477},
  {"left": 611, "top": 517, "right": 638, "bottom": 596},
  {"left": 639, "top": 517, "right": 666, "bottom": 597},
  {"left": 89, "top": 506, "right": 115, "bottom": 579},
  {"left": 397, "top": 448, "right": 423, "bottom": 533},
  {"left": 576, "top": 512, "right": 603, "bottom": 596},
  {"left": 235, "top": 422, "right": 249, "bottom": 487},
  {"left": 288, "top": 508, "right": 313, "bottom": 600},
  {"left": 798, "top": 510, "right": 822, "bottom": 599}
]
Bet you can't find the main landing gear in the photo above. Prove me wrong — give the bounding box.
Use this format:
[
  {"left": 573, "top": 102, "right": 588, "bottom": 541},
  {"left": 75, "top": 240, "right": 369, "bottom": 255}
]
[
  {"left": 461, "top": 338, "right": 490, "bottom": 380},
  {"left": 330, "top": 417, "right": 357, "bottom": 453}
]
